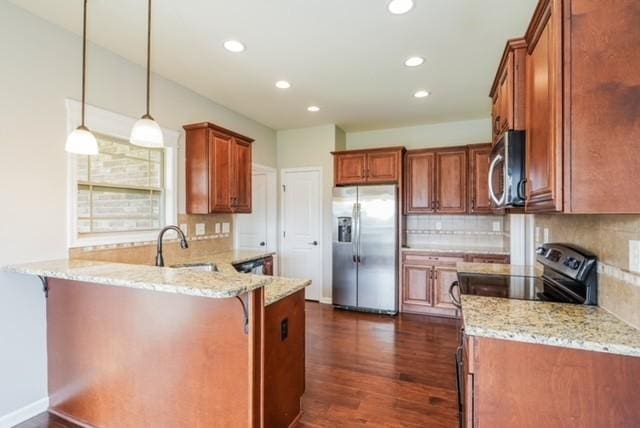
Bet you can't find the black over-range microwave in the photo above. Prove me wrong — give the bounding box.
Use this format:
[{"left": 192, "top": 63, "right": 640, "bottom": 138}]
[{"left": 488, "top": 131, "right": 526, "bottom": 208}]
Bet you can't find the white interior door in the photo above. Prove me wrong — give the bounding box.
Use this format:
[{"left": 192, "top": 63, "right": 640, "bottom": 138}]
[
  {"left": 281, "top": 168, "right": 322, "bottom": 301},
  {"left": 236, "top": 172, "right": 268, "bottom": 250}
]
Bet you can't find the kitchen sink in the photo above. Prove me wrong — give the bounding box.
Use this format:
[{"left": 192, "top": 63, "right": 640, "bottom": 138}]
[{"left": 168, "top": 263, "right": 219, "bottom": 272}]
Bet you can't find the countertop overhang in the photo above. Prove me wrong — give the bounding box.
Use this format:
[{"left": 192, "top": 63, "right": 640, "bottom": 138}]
[{"left": 2, "top": 250, "right": 311, "bottom": 305}]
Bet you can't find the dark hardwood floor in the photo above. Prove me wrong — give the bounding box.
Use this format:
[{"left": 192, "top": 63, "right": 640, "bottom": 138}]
[{"left": 15, "top": 302, "right": 459, "bottom": 428}]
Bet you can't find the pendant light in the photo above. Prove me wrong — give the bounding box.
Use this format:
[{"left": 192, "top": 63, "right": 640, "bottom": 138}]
[
  {"left": 130, "top": 0, "right": 163, "bottom": 148},
  {"left": 66, "top": 0, "right": 99, "bottom": 155}
]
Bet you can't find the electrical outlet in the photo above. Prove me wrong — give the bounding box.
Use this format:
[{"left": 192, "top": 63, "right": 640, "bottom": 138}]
[
  {"left": 543, "top": 228, "right": 550, "bottom": 243},
  {"left": 215, "top": 223, "right": 221, "bottom": 234},
  {"left": 435, "top": 221, "right": 442, "bottom": 230},
  {"left": 179, "top": 224, "right": 188, "bottom": 237},
  {"left": 630, "top": 240, "right": 640, "bottom": 273},
  {"left": 222, "top": 222, "right": 230, "bottom": 234},
  {"left": 535, "top": 227, "right": 541, "bottom": 243},
  {"left": 195, "top": 223, "right": 205, "bottom": 236},
  {"left": 492, "top": 221, "right": 501, "bottom": 232}
]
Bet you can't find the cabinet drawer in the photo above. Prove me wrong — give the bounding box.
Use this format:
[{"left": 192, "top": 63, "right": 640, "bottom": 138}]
[
  {"left": 402, "top": 252, "right": 464, "bottom": 266},
  {"left": 466, "top": 254, "right": 510, "bottom": 264}
]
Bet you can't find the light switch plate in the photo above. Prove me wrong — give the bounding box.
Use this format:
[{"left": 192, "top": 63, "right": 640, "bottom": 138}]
[
  {"left": 222, "top": 222, "right": 230, "bottom": 234},
  {"left": 215, "top": 223, "right": 221, "bottom": 234},
  {"left": 630, "top": 240, "right": 640, "bottom": 273},
  {"left": 435, "top": 221, "right": 442, "bottom": 230},
  {"left": 543, "top": 228, "right": 550, "bottom": 243},
  {"left": 179, "top": 224, "right": 188, "bottom": 237},
  {"left": 195, "top": 223, "right": 205, "bottom": 236},
  {"left": 492, "top": 221, "right": 501, "bottom": 232}
]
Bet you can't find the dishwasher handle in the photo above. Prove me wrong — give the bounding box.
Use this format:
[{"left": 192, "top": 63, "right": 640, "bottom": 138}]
[{"left": 449, "top": 280, "right": 462, "bottom": 309}]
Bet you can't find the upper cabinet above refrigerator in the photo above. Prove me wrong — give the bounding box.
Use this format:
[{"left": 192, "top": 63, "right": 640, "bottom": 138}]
[{"left": 333, "top": 147, "right": 405, "bottom": 186}]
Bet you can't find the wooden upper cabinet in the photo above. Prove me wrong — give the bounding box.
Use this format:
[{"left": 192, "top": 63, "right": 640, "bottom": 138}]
[
  {"left": 333, "top": 147, "right": 404, "bottom": 186},
  {"left": 405, "top": 147, "right": 468, "bottom": 214},
  {"left": 334, "top": 152, "right": 366, "bottom": 185},
  {"left": 436, "top": 148, "right": 467, "bottom": 214},
  {"left": 404, "top": 150, "right": 436, "bottom": 214},
  {"left": 468, "top": 144, "right": 492, "bottom": 214},
  {"left": 490, "top": 38, "right": 527, "bottom": 144},
  {"left": 524, "top": 0, "right": 563, "bottom": 213},
  {"left": 184, "top": 122, "right": 253, "bottom": 214}
]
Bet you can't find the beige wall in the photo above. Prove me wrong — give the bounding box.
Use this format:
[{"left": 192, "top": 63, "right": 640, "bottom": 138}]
[
  {"left": 277, "top": 125, "right": 343, "bottom": 301},
  {"left": 346, "top": 118, "right": 491, "bottom": 150},
  {"left": 534, "top": 215, "right": 640, "bottom": 329},
  {"left": 0, "top": 2, "right": 276, "bottom": 420}
]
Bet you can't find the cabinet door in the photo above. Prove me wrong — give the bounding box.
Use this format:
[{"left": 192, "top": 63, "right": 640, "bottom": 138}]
[
  {"left": 231, "top": 139, "right": 252, "bottom": 213},
  {"left": 335, "top": 153, "right": 366, "bottom": 186},
  {"left": 525, "top": 0, "right": 562, "bottom": 212},
  {"left": 402, "top": 265, "right": 432, "bottom": 307},
  {"left": 404, "top": 151, "right": 436, "bottom": 214},
  {"left": 185, "top": 127, "right": 210, "bottom": 214},
  {"left": 366, "top": 150, "right": 400, "bottom": 184},
  {"left": 436, "top": 149, "right": 467, "bottom": 213},
  {"left": 492, "top": 52, "right": 513, "bottom": 142},
  {"left": 468, "top": 144, "right": 492, "bottom": 214},
  {"left": 209, "top": 132, "right": 233, "bottom": 213},
  {"left": 433, "top": 265, "right": 460, "bottom": 312}
]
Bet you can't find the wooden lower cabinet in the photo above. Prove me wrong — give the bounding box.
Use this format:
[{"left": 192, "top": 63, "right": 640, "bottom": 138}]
[
  {"left": 433, "top": 265, "right": 459, "bottom": 311},
  {"left": 461, "top": 335, "right": 640, "bottom": 427}
]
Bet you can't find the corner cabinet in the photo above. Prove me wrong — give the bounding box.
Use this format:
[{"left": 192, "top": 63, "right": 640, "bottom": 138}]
[
  {"left": 404, "top": 147, "right": 467, "bottom": 214},
  {"left": 184, "top": 122, "right": 253, "bottom": 214},
  {"left": 333, "top": 147, "right": 404, "bottom": 186}
]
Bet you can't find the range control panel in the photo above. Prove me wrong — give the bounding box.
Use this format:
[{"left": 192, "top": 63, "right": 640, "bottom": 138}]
[{"left": 536, "top": 243, "right": 597, "bottom": 281}]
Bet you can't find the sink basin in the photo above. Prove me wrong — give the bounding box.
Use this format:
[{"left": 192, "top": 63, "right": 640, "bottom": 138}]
[{"left": 169, "top": 263, "right": 219, "bottom": 272}]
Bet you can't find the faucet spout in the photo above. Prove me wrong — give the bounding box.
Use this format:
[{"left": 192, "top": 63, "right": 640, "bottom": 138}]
[{"left": 156, "top": 225, "right": 189, "bottom": 267}]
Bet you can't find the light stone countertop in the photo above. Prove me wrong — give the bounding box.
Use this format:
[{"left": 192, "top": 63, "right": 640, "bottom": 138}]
[
  {"left": 2, "top": 250, "right": 310, "bottom": 306},
  {"left": 402, "top": 246, "right": 510, "bottom": 256},
  {"left": 461, "top": 295, "right": 640, "bottom": 357},
  {"left": 456, "top": 261, "right": 542, "bottom": 277}
]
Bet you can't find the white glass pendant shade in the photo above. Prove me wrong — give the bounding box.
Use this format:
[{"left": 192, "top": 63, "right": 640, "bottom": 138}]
[
  {"left": 66, "top": 125, "right": 99, "bottom": 155},
  {"left": 130, "top": 115, "right": 164, "bottom": 148}
]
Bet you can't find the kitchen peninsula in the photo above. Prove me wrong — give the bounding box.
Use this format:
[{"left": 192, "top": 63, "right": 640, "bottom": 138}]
[{"left": 3, "top": 253, "right": 309, "bottom": 428}]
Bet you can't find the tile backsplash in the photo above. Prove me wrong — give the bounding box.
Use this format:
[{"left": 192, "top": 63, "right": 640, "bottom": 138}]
[
  {"left": 534, "top": 214, "right": 640, "bottom": 329},
  {"left": 405, "top": 215, "right": 508, "bottom": 251},
  {"left": 69, "top": 213, "right": 234, "bottom": 265}
]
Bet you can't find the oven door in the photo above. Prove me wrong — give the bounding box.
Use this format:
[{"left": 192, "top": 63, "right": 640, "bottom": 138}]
[{"left": 489, "top": 138, "right": 507, "bottom": 208}]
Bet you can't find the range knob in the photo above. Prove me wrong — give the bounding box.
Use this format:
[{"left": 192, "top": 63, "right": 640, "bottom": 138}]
[
  {"left": 536, "top": 247, "right": 547, "bottom": 255},
  {"left": 564, "top": 257, "right": 581, "bottom": 270}
]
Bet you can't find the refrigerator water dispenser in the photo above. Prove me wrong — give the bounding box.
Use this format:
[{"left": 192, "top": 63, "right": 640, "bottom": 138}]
[{"left": 337, "top": 217, "right": 352, "bottom": 242}]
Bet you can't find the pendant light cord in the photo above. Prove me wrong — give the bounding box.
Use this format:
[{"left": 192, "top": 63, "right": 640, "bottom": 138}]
[
  {"left": 145, "top": 0, "right": 152, "bottom": 118},
  {"left": 81, "top": 0, "right": 88, "bottom": 127}
]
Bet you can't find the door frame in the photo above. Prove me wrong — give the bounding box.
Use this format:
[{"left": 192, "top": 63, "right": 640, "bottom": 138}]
[
  {"left": 233, "top": 163, "right": 278, "bottom": 253},
  {"left": 279, "top": 167, "right": 324, "bottom": 301}
]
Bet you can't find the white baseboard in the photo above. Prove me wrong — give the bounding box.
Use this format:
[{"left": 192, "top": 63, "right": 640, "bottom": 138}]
[
  {"left": 0, "top": 397, "right": 49, "bottom": 428},
  {"left": 319, "top": 297, "right": 333, "bottom": 305}
]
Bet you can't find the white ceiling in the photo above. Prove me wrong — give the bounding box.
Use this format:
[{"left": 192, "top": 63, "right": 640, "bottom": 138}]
[{"left": 10, "top": 0, "right": 538, "bottom": 131}]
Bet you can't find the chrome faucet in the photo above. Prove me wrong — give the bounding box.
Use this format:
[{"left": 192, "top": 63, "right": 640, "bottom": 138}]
[{"left": 155, "top": 225, "right": 189, "bottom": 267}]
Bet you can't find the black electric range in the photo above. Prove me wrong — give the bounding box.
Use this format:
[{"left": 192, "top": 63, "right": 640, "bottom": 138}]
[{"left": 455, "top": 243, "right": 598, "bottom": 305}]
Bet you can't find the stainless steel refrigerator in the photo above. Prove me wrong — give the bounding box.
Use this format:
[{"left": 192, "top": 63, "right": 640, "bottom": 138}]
[{"left": 332, "top": 185, "right": 398, "bottom": 314}]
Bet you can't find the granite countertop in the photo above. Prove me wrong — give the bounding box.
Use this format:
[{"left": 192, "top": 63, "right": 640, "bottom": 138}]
[
  {"left": 2, "top": 250, "right": 310, "bottom": 306},
  {"left": 456, "top": 261, "right": 542, "bottom": 277},
  {"left": 461, "top": 295, "right": 640, "bottom": 358},
  {"left": 402, "top": 246, "right": 510, "bottom": 256}
]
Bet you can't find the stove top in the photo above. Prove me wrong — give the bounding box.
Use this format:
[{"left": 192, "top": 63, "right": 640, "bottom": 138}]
[{"left": 455, "top": 243, "right": 598, "bottom": 305}]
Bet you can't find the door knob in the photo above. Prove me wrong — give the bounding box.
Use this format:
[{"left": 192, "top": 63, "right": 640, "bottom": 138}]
[
  {"left": 259, "top": 241, "right": 266, "bottom": 247},
  {"left": 309, "top": 241, "right": 319, "bottom": 246}
]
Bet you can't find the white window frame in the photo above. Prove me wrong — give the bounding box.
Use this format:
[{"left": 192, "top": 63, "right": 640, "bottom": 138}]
[{"left": 66, "top": 99, "right": 179, "bottom": 248}]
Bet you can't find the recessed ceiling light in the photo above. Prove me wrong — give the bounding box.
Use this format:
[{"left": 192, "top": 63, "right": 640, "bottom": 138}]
[
  {"left": 275, "top": 80, "right": 291, "bottom": 89},
  {"left": 307, "top": 106, "right": 320, "bottom": 112},
  {"left": 388, "top": 0, "right": 414, "bottom": 15},
  {"left": 223, "top": 40, "right": 245, "bottom": 53},
  {"left": 414, "top": 90, "right": 430, "bottom": 98},
  {"left": 404, "top": 56, "right": 424, "bottom": 67}
]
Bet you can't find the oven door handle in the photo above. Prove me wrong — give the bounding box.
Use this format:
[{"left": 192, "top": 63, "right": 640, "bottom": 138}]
[
  {"left": 449, "top": 280, "right": 462, "bottom": 309},
  {"left": 488, "top": 154, "right": 506, "bottom": 206}
]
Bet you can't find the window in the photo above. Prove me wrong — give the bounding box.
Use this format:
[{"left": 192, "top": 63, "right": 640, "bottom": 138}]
[
  {"left": 76, "top": 135, "right": 164, "bottom": 234},
  {"left": 66, "top": 99, "right": 178, "bottom": 248}
]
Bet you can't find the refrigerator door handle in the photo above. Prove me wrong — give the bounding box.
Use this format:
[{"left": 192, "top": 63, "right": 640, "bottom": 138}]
[
  {"left": 352, "top": 203, "right": 358, "bottom": 263},
  {"left": 356, "top": 203, "right": 362, "bottom": 263}
]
